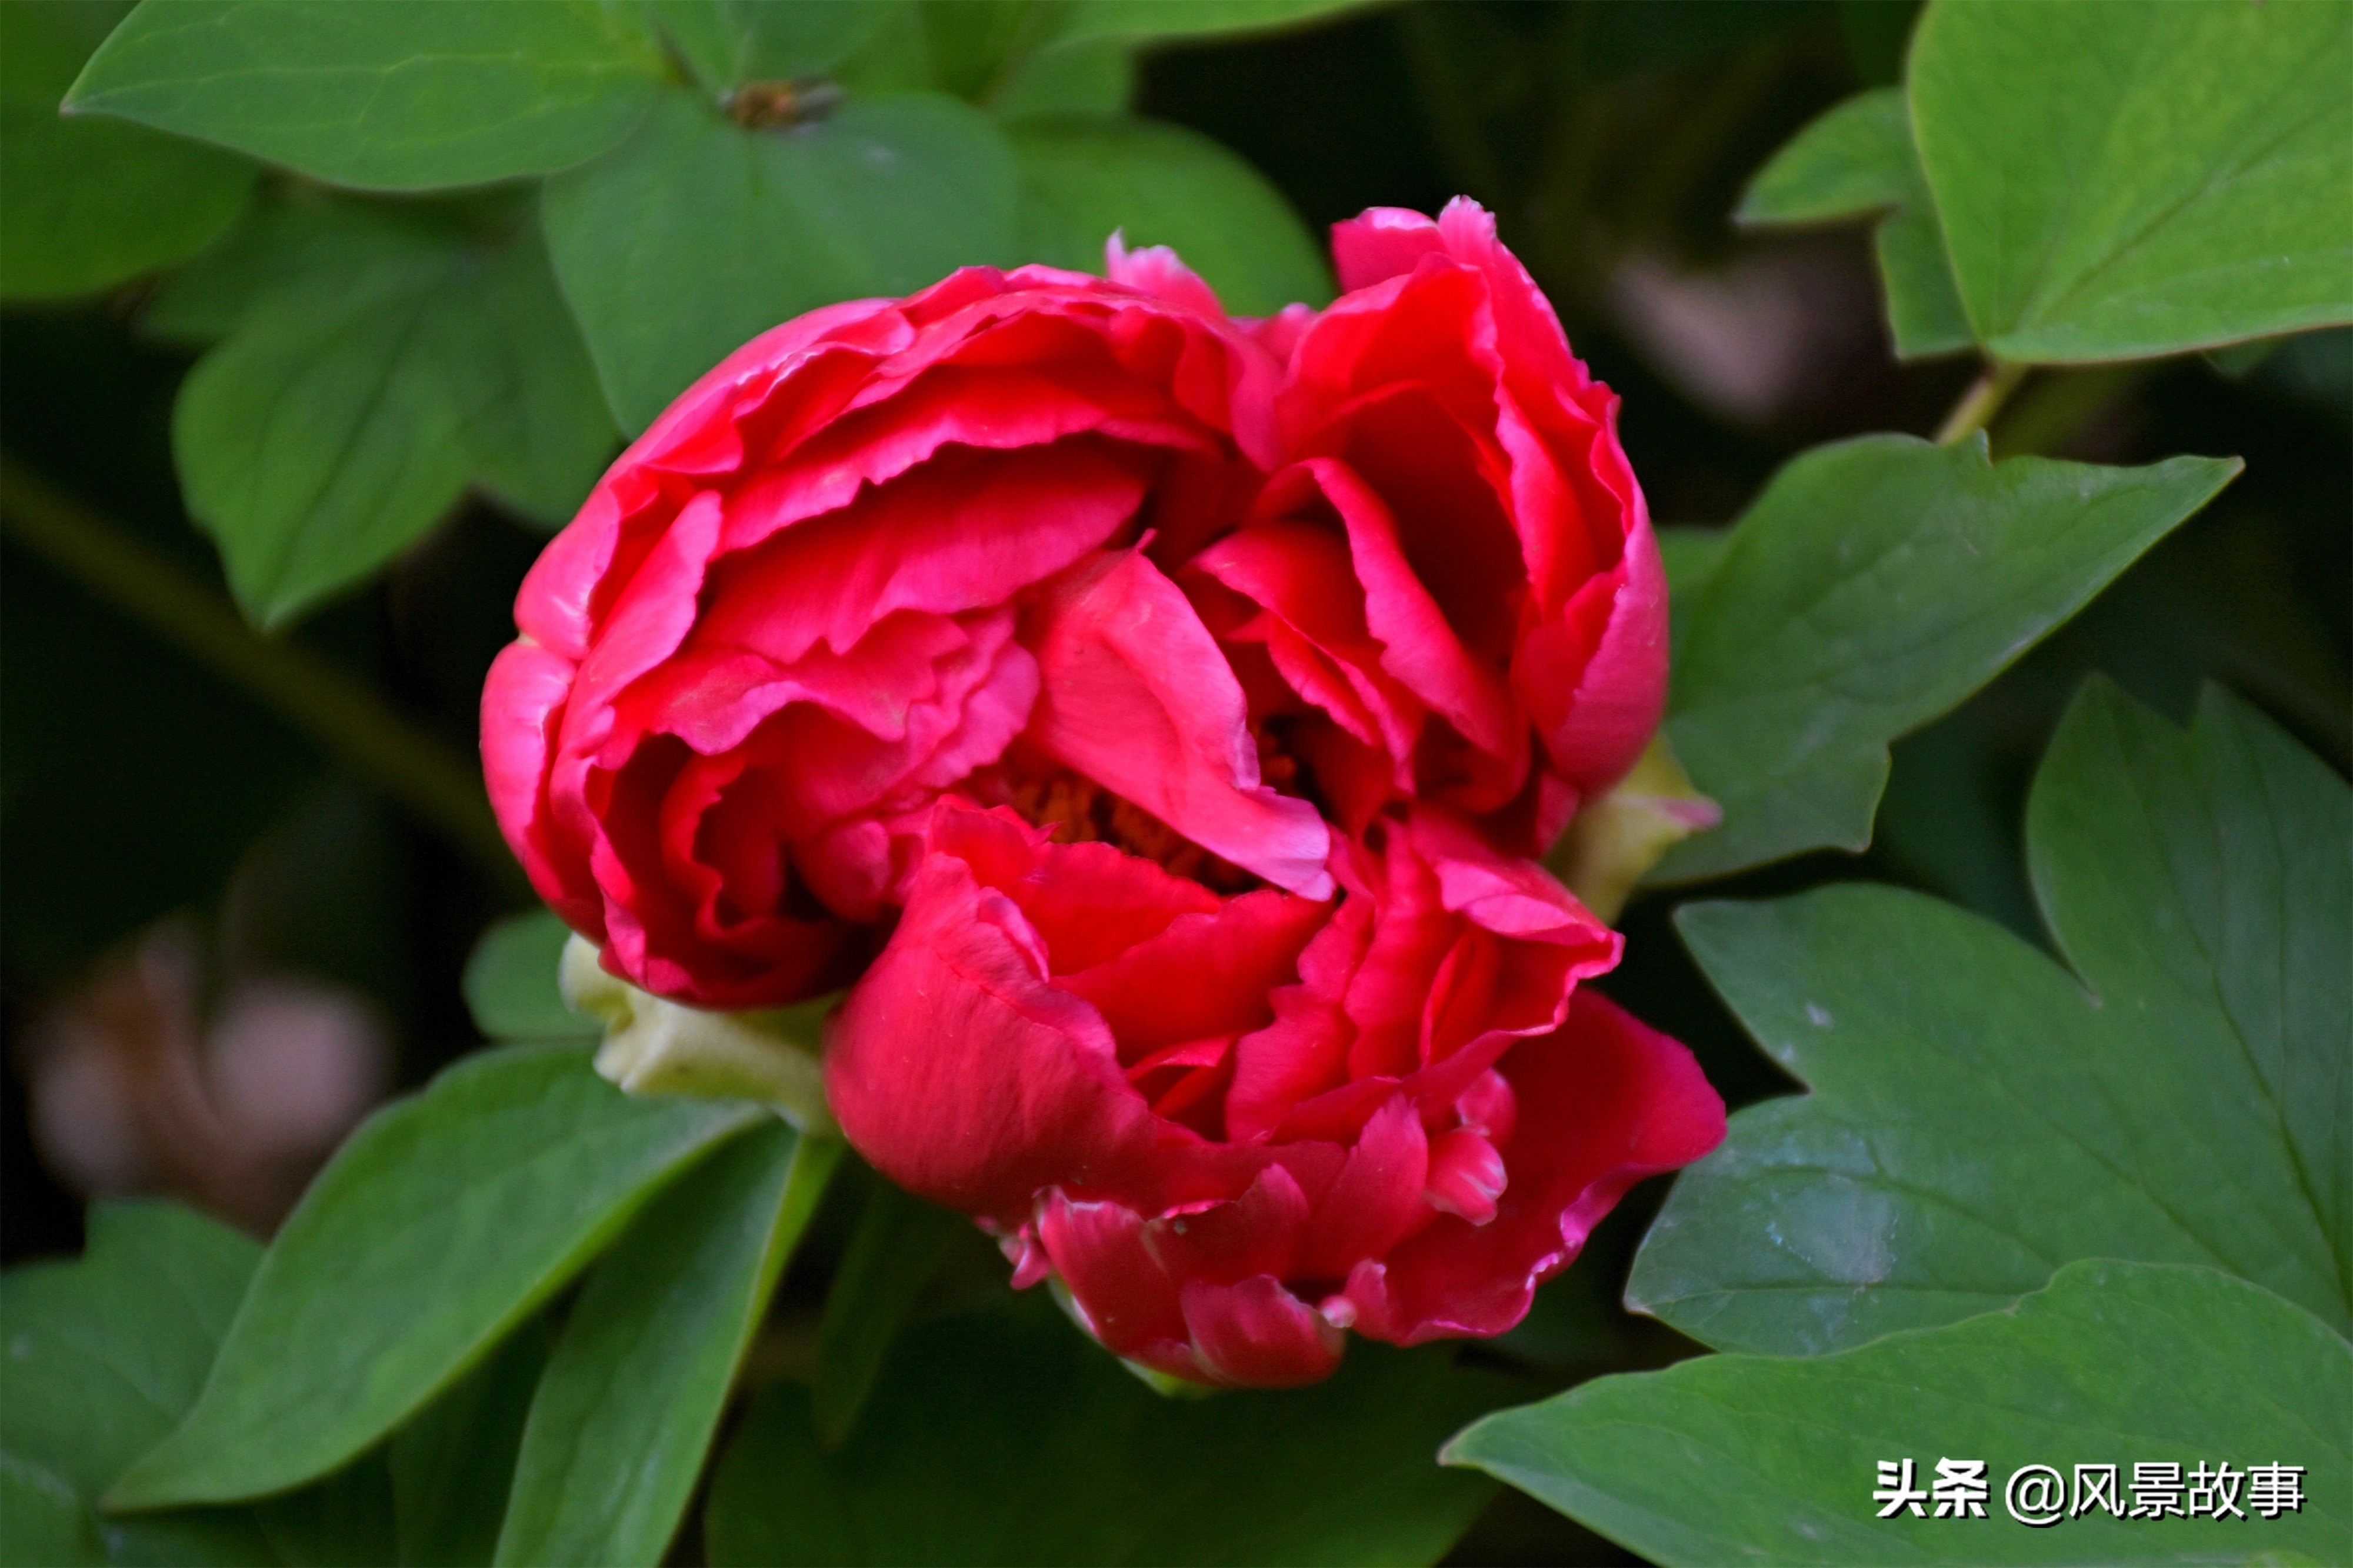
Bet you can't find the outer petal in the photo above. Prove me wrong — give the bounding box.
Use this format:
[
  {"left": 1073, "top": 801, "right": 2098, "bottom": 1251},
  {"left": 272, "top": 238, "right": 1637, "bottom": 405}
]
[
  {"left": 1179, "top": 1275, "right": 1345, "bottom": 1387},
  {"left": 1343, "top": 988, "right": 1724, "bottom": 1344},
  {"left": 481, "top": 638, "right": 594, "bottom": 926},
  {"left": 1038, "top": 1193, "right": 1189, "bottom": 1358},
  {"left": 826, "top": 803, "right": 1267, "bottom": 1224},
  {"left": 1521, "top": 498, "right": 1668, "bottom": 798}
]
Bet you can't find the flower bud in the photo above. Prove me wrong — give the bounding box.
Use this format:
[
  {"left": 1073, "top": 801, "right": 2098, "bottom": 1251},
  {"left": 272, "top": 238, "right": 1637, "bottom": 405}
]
[{"left": 561, "top": 936, "right": 835, "bottom": 1136}]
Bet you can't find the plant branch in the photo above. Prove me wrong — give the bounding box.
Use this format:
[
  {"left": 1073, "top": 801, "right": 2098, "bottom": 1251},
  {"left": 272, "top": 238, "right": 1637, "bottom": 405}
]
[
  {"left": 1934, "top": 358, "right": 2030, "bottom": 445},
  {"left": 0, "top": 456, "right": 526, "bottom": 893}
]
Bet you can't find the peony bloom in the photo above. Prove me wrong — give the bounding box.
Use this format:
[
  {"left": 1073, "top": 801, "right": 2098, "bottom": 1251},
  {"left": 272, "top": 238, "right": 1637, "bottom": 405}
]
[
  {"left": 1187, "top": 200, "right": 1666, "bottom": 857},
  {"left": 482, "top": 253, "right": 1302, "bottom": 1008},
  {"left": 825, "top": 799, "right": 1721, "bottom": 1386},
  {"left": 483, "top": 198, "right": 1722, "bottom": 1384}
]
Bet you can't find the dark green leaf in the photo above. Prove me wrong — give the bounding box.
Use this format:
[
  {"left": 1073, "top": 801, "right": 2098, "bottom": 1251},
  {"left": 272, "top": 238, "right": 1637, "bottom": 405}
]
[
  {"left": 1, "top": 1202, "right": 256, "bottom": 1505},
  {"left": 1632, "top": 682, "right": 2351, "bottom": 1353},
  {"left": 464, "top": 909, "right": 595, "bottom": 1045},
  {"left": 1448, "top": 1260, "right": 2352, "bottom": 1566},
  {"left": 706, "top": 1300, "right": 1511, "bottom": 1567},
  {"left": 1737, "top": 86, "right": 1967, "bottom": 358},
  {"left": 544, "top": 88, "right": 1017, "bottom": 433},
  {"left": 170, "top": 206, "right": 614, "bottom": 626},
  {"left": 388, "top": 1322, "right": 551, "bottom": 1568},
  {"left": 142, "top": 195, "right": 434, "bottom": 343},
  {"left": 0, "top": 2, "right": 254, "bottom": 301},
  {"left": 1011, "top": 116, "right": 1331, "bottom": 315},
  {"left": 454, "top": 228, "right": 625, "bottom": 527},
  {"left": 1047, "top": 0, "right": 1386, "bottom": 48},
  {"left": 65, "top": 0, "right": 664, "bottom": 192},
  {"left": 811, "top": 1180, "right": 966, "bottom": 1449},
  {"left": 1651, "top": 436, "right": 2237, "bottom": 883},
  {"left": 651, "top": 0, "right": 901, "bottom": 91},
  {"left": 106, "top": 1045, "right": 762, "bottom": 1509},
  {"left": 991, "top": 38, "right": 1134, "bottom": 121},
  {"left": 1909, "top": 0, "right": 2353, "bottom": 362},
  {"left": 497, "top": 1124, "right": 839, "bottom": 1568},
  {"left": 1, "top": 1201, "right": 296, "bottom": 1566}
]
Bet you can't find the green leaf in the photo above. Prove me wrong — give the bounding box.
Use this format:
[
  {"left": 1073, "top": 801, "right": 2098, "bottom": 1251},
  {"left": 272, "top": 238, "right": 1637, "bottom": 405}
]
[
  {"left": 497, "top": 1124, "right": 839, "bottom": 1568},
  {"left": 1650, "top": 435, "right": 2237, "bottom": 883},
  {"left": 1, "top": 1202, "right": 257, "bottom": 1516},
  {"left": 1908, "top": 0, "right": 2353, "bottom": 362},
  {"left": 650, "top": 0, "right": 901, "bottom": 91},
  {"left": 1737, "top": 86, "right": 1968, "bottom": 358},
  {"left": 2, "top": 1200, "right": 559, "bottom": 1567},
  {"left": 1654, "top": 524, "right": 1725, "bottom": 668},
  {"left": 387, "top": 1323, "right": 551, "bottom": 1568},
  {"left": 706, "top": 1300, "right": 1511, "bottom": 1567},
  {"left": 171, "top": 205, "right": 615, "bottom": 626},
  {"left": 143, "top": 194, "right": 438, "bottom": 343},
  {"left": 65, "top": 0, "right": 664, "bottom": 192},
  {"left": 456, "top": 226, "right": 627, "bottom": 527},
  {"left": 1011, "top": 116, "right": 1331, "bottom": 315},
  {"left": 1632, "top": 682, "right": 2351, "bottom": 1355},
  {"left": 106, "top": 1045, "right": 762, "bottom": 1510},
  {"left": 1, "top": 1201, "right": 301, "bottom": 1566},
  {"left": 1447, "top": 1259, "right": 2352, "bottom": 1566},
  {"left": 0, "top": 2, "right": 254, "bottom": 301},
  {"left": 1046, "top": 0, "right": 1385, "bottom": 48},
  {"left": 465, "top": 909, "right": 595, "bottom": 1044},
  {"left": 991, "top": 37, "right": 1134, "bottom": 121},
  {"left": 544, "top": 88, "right": 1018, "bottom": 434},
  {"left": 811, "top": 1179, "right": 966, "bottom": 1448}
]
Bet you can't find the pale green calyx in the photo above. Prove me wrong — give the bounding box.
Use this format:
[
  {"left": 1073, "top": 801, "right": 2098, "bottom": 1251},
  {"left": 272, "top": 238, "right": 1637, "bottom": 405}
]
[
  {"left": 1551, "top": 733, "right": 1722, "bottom": 925},
  {"left": 561, "top": 935, "right": 838, "bottom": 1136}
]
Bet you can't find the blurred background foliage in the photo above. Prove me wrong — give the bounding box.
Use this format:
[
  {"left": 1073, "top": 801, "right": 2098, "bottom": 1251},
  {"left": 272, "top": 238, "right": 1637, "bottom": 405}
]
[{"left": 2, "top": 3, "right": 2345, "bottom": 1560}]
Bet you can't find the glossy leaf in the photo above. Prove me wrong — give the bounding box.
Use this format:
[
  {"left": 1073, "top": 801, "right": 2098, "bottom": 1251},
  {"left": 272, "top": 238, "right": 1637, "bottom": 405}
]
[
  {"left": 706, "top": 1301, "right": 1512, "bottom": 1567},
  {"left": 1650, "top": 435, "right": 2236, "bottom": 883},
  {"left": 1632, "top": 682, "right": 2351, "bottom": 1354},
  {"left": 65, "top": 0, "right": 664, "bottom": 191},
  {"left": 1737, "top": 86, "right": 1968, "bottom": 358},
  {"left": 106, "top": 1045, "right": 762, "bottom": 1509},
  {"left": 811, "top": 1179, "right": 967, "bottom": 1449},
  {"left": 651, "top": 0, "right": 900, "bottom": 91},
  {"left": 465, "top": 908, "right": 596, "bottom": 1045},
  {"left": 497, "top": 1123, "right": 839, "bottom": 1568},
  {"left": 171, "top": 206, "right": 615, "bottom": 626},
  {"left": 544, "top": 88, "right": 1018, "bottom": 433},
  {"left": 1448, "top": 1260, "right": 2352, "bottom": 1566},
  {"left": 0, "top": 2, "right": 254, "bottom": 301},
  {"left": 1909, "top": 0, "right": 2353, "bottom": 362},
  {"left": 1012, "top": 116, "right": 1331, "bottom": 315}
]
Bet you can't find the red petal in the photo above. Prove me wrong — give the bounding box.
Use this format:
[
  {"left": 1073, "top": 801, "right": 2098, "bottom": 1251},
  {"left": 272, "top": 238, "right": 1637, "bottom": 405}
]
[
  {"left": 1180, "top": 1276, "right": 1347, "bottom": 1387},
  {"left": 1024, "top": 549, "right": 1334, "bottom": 897},
  {"left": 1343, "top": 989, "right": 1724, "bottom": 1344}
]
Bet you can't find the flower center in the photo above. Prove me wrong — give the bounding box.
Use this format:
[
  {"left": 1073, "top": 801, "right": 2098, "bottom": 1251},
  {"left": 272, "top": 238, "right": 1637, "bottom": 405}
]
[{"left": 998, "top": 768, "right": 1264, "bottom": 895}]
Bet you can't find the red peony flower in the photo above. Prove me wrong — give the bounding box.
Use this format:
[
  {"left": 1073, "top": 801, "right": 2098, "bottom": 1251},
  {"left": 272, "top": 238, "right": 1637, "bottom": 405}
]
[
  {"left": 824, "top": 799, "right": 1721, "bottom": 1386},
  {"left": 1189, "top": 200, "right": 1667, "bottom": 856},
  {"left": 482, "top": 251, "right": 1305, "bottom": 1009},
  {"left": 482, "top": 199, "right": 1724, "bottom": 1385}
]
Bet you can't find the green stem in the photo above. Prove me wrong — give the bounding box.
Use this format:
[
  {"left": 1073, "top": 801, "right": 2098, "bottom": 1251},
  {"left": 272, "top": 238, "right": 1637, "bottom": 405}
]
[
  {"left": 1934, "top": 358, "right": 2030, "bottom": 445},
  {"left": 0, "top": 456, "right": 525, "bottom": 893}
]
